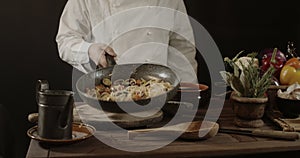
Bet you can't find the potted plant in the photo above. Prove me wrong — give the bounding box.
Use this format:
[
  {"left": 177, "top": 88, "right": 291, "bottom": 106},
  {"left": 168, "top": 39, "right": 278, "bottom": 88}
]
[{"left": 221, "top": 50, "right": 276, "bottom": 128}]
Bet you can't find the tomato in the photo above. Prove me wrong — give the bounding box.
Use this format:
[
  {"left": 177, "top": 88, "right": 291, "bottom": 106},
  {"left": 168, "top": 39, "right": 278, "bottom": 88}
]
[{"left": 285, "top": 58, "right": 300, "bottom": 69}]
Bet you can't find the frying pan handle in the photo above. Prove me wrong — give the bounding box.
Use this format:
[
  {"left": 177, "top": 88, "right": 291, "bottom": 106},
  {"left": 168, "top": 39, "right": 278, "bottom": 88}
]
[
  {"left": 96, "top": 54, "right": 116, "bottom": 69},
  {"left": 106, "top": 54, "right": 117, "bottom": 66}
]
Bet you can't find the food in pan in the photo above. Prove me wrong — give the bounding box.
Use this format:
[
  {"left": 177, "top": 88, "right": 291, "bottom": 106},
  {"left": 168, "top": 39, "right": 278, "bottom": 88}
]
[{"left": 86, "top": 78, "right": 173, "bottom": 102}]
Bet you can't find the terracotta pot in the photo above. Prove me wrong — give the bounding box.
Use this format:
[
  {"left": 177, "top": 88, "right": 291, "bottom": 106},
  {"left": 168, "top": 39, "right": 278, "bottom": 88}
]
[
  {"left": 173, "top": 82, "right": 211, "bottom": 108},
  {"left": 230, "top": 92, "right": 268, "bottom": 128}
]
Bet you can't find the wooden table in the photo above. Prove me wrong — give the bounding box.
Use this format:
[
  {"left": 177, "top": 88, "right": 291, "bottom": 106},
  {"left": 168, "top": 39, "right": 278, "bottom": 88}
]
[{"left": 26, "top": 99, "right": 300, "bottom": 158}]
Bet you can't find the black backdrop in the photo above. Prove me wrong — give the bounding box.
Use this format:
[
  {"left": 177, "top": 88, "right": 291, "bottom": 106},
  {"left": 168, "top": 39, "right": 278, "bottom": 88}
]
[{"left": 0, "top": 0, "right": 299, "bottom": 157}]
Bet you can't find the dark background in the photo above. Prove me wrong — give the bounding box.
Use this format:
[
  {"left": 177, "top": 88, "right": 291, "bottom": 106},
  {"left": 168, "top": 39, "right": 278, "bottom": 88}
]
[{"left": 0, "top": 0, "right": 299, "bottom": 157}]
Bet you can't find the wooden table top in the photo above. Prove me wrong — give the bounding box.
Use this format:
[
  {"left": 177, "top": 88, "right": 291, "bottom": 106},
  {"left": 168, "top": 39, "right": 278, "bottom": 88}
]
[{"left": 26, "top": 98, "right": 300, "bottom": 158}]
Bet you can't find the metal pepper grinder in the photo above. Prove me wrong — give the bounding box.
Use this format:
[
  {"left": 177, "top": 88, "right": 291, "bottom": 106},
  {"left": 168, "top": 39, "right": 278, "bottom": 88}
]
[{"left": 36, "top": 80, "right": 74, "bottom": 139}]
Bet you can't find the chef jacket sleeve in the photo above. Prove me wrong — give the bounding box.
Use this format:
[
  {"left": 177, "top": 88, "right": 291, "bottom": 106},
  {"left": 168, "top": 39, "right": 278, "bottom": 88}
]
[
  {"left": 56, "top": 0, "right": 94, "bottom": 73},
  {"left": 168, "top": 0, "right": 198, "bottom": 82}
]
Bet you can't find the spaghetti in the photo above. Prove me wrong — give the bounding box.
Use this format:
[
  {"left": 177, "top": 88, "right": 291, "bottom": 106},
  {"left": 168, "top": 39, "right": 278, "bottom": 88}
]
[{"left": 86, "top": 78, "right": 173, "bottom": 102}]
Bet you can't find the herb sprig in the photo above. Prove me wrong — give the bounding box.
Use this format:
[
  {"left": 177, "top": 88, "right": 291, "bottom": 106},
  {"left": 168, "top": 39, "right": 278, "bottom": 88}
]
[{"left": 221, "top": 50, "right": 275, "bottom": 98}]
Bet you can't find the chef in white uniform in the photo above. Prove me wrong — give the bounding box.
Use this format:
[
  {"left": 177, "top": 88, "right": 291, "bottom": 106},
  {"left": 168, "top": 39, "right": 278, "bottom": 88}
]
[{"left": 56, "top": 0, "right": 198, "bottom": 83}]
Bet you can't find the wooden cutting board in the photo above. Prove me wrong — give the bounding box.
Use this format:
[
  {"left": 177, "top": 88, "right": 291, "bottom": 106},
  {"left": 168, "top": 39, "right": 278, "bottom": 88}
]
[
  {"left": 74, "top": 103, "right": 163, "bottom": 129},
  {"left": 266, "top": 104, "right": 300, "bottom": 132},
  {"left": 128, "top": 121, "right": 219, "bottom": 140},
  {"left": 280, "top": 118, "right": 300, "bottom": 131}
]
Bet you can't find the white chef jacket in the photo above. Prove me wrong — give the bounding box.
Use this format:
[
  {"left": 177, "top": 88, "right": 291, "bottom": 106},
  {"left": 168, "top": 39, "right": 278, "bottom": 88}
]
[{"left": 56, "top": 0, "right": 198, "bottom": 83}]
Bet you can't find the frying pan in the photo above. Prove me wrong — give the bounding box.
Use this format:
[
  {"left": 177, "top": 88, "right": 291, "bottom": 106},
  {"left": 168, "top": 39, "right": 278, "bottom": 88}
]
[{"left": 76, "top": 63, "right": 180, "bottom": 113}]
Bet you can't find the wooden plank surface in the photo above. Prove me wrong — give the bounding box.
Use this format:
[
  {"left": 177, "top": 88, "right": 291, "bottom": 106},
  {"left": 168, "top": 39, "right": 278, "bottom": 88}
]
[
  {"left": 26, "top": 99, "right": 300, "bottom": 158},
  {"left": 26, "top": 140, "right": 49, "bottom": 158},
  {"left": 27, "top": 134, "right": 300, "bottom": 158},
  {"left": 46, "top": 135, "right": 300, "bottom": 158}
]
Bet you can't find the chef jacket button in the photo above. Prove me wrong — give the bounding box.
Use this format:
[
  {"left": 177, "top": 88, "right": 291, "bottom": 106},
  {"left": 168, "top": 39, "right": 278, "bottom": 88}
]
[
  {"left": 113, "top": 30, "right": 119, "bottom": 35},
  {"left": 147, "top": 31, "right": 152, "bottom": 36},
  {"left": 145, "top": 59, "right": 150, "bottom": 62},
  {"left": 112, "top": 3, "right": 120, "bottom": 7}
]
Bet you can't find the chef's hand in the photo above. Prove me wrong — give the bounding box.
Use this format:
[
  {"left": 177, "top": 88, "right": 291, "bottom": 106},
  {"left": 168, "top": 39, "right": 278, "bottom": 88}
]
[{"left": 88, "top": 43, "right": 117, "bottom": 68}]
